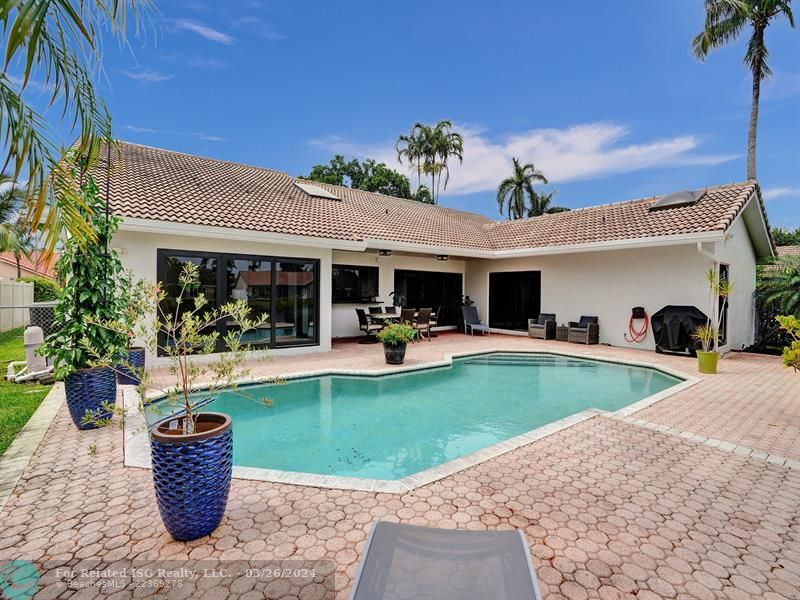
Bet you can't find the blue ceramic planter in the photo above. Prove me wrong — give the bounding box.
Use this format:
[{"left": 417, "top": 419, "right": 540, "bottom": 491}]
[
  {"left": 116, "top": 347, "right": 146, "bottom": 385},
  {"left": 64, "top": 366, "right": 117, "bottom": 430},
  {"left": 150, "top": 412, "right": 233, "bottom": 541}
]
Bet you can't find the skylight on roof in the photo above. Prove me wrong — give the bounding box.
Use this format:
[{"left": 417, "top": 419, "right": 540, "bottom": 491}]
[
  {"left": 294, "top": 181, "right": 340, "bottom": 201},
  {"left": 648, "top": 190, "right": 704, "bottom": 211}
]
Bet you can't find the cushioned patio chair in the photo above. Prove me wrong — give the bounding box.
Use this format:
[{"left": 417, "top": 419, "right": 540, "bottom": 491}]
[
  {"left": 356, "top": 308, "right": 382, "bottom": 342},
  {"left": 399, "top": 308, "right": 416, "bottom": 325},
  {"left": 414, "top": 308, "right": 433, "bottom": 342},
  {"left": 368, "top": 306, "right": 383, "bottom": 315},
  {"left": 349, "top": 521, "right": 543, "bottom": 600},
  {"left": 568, "top": 315, "right": 599, "bottom": 344},
  {"left": 528, "top": 313, "right": 557, "bottom": 340},
  {"left": 461, "top": 305, "right": 490, "bottom": 336},
  {"left": 384, "top": 306, "right": 396, "bottom": 314}
]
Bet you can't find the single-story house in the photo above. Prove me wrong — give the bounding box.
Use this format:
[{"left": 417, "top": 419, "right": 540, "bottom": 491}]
[
  {"left": 100, "top": 142, "right": 774, "bottom": 360},
  {"left": 0, "top": 250, "right": 58, "bottom": 281}
]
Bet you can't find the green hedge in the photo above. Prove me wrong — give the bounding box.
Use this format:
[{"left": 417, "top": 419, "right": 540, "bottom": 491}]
[{"left": 18, "top": 276, "right": 61, "bottom": 302}]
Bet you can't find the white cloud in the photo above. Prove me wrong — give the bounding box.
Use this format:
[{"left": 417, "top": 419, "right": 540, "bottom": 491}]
[
  {"left": 176, "top": 20, "right": 235, "bottom": 45},
  {"left": 311, "top": 122, "right": 738, "bottom": 196},
  {"left": 193, "top": 132, "right": 225, "bottom": 142},
  {"left": 232, "top": 16, "right": 286, "bottom": 41},
  {"left": 122, "top": 69, "right": 173, "bottom": 83},
  {"left": 121, "top": 125, "right": 225, "bottom": 143},
  {"left": 762, "top": 186, "right": 800, "bottom": 201},
  {"left": 123, "top": 125, "right": 161, "bottom": 133}
]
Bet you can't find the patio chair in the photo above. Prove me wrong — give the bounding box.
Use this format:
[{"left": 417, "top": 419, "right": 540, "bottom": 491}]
[
  {"left": 414, "top": 308, "right": 433, "bottom": 342},
  {"left": 461, "top": 305, "right": 490, "bottom": 336},
  {"left": 399, "top": 308, "right": 416, "bottom": 325},
  {"left": 356, "top": 308, "right": 382, "bottom": 342},
  {"left": 349, "top": 521, "right": 543, "bottom": 600},
  {"left": 528, "top": 313, "right": 557, "bottom": 340},
  {"left": 384, "top": 306, "right": 397, "bottom": 314},
  {"left": 429, "top": 305, "right": 440, "bottom": 328},
  {"left": 568, "top": 315, "right": 599, "bottom": 344},
  {"left": 368, "top": 306, "right": 383, "bottom": 315}
]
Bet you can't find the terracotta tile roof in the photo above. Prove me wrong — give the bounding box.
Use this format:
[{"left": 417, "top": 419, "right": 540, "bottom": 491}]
[
  {"left": 777, "top": 246, "right": 800, "bottom": 257},
  {"left": 486, "top": 181, "right": 759, "bottom": 250},
  {"left": 97, "top": 142, "right": 762, "bottom": 253},
  {"left": 0, "top": 251, "right": 58, "bottom": 278}
]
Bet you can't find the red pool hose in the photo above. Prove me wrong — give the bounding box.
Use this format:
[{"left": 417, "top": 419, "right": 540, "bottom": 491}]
[{"left": 624, "top": 312, "right": 649, "bottom": 343}]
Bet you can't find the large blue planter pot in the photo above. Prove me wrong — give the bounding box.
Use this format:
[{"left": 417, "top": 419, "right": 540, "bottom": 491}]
[
  {"left": 64, "top": 366, "right": 117, "bottom": 430},
  {"left": 150, "top": 412, "right": 233, "bottom": 541},
  {"left": 116, "top": 347, "right": 146, "bottom": 385}
]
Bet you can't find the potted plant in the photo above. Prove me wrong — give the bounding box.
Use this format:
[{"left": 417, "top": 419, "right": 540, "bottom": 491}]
[
  {"left": 377, "top": 322, "right": 416, "bottom": 364},
  {"left": 39, "top": 175, "right": 128, "bottom": 429},
  {"left": 693, "top": 268, "right": 733, "bottom": 374},
  {"left": 85, "top": 261, "right": 271, "bottom": 541},
  {"left": 115, "top": 277, "right": 150, "bottom": 385}
]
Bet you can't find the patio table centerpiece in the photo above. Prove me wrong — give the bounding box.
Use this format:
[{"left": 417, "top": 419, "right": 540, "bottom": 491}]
[{"left": 377, "top": 322, "right": 416, "bottom": 365}]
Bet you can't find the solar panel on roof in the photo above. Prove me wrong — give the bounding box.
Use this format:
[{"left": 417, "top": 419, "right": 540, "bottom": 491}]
[
  {"left": 648, "top": 190, "right": 704, "bottom": 211},
  {"left": 294, "top": 181, "right": 340, "bottom": 200}
]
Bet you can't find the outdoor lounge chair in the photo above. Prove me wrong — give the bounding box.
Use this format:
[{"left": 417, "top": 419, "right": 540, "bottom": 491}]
[
  {"left": 528, "top": 313, "right": 557, "bottom": 340},
  {"left": 356, "top": 308, "right": 382, "bottom": 342},
  {"left": 349, "top": 521, "right": 543, "bottom": 600},
  {"left": 461, "top": 305, "right": 490, "bottom": 336},
  {"left": 568, "top": 315, "right": 599, "bottom": 344}
]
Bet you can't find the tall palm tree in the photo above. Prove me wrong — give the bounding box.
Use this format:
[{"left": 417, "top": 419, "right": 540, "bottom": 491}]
[
  {"left": 0, "top": 173, "right": 32, "bottom": 277},
  {"left": 692, "top": 0, "right": 795, "bottom": 180},
  {"left": 396, "top": 120, "right": 463, "bottom": 204},
  {"left": 1, "top": 0, "right": 152, "bottom": 252},
  {"left": 496, "top": 158, "right": 548, "bottom": 220},
  {"left": 528, "top": 190, "right": 571, "bottom": 217}
]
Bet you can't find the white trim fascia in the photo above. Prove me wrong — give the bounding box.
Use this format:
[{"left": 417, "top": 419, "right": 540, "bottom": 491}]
[
  {"left": 118, "top": 217, "right": 726, "bottom": 259},
  {"left": 118, "top": 217, "right": 367, "bottom": 251},
  {"left": 362, "top": 230, "right": 725, "bottom": 259},
  {"left": 734, "top": 191, "right": 775, "bottom": 259}
]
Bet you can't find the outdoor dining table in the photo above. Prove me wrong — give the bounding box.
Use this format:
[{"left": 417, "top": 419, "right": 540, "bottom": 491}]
[{"left": 369, "top": 311, "right": 439, "bottom": 337}]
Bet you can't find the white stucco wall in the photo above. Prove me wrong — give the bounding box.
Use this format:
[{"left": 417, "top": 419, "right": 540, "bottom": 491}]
[
  {"left": 464, "top": 244, "right": 722, "bottom": 351},
  {"left": 712, "top": 214, "right": 758, "bottom": 351},
  {"left": 331, "top": 250, "right": 466, "bottom": 338},
  {"left": 111, "top": 230, "right": 333, "bottom": 360}
]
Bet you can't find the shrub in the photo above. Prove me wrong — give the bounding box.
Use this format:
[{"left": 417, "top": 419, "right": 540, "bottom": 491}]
[
  {"left": 376, "top": 322, "right": 416, "bottom": 346},
  {"left": 777, "top": 315, "right": 800, "bottom": 372},
  {"left": 18, "top": 275, "right": 61, "bottom": 302}
]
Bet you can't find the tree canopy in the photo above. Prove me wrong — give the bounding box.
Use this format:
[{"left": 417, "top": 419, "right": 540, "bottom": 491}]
[
  {"left": 772, "top": 226, "right": 800, "bottom": 246},
  {"left": 300, "top": 155, "right": 425, "bottom": 201}
]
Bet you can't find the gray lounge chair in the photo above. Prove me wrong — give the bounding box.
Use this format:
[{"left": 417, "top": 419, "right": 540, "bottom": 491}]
[
  {"left": 461, "top": 305, "right": 490, "bottom": 336},
  {"left": 528, "top": 313, "right": 556, "bottom": 340},
  {"left": 350, "top": 521, "right": 543, "bottom": 600},
  {"left": 568, "top": 315, "right": 599, "bottom": 344}
]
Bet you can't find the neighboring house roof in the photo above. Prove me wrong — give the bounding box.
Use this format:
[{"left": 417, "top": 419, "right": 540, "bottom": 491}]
[
  {"left": 777, "top": 245, "right": 800, "bottom": 257},
  {"left": 237, "top": 270, "right": 315, "bottom": 287},
  {"left": 0, "top": 251, "right": 58, "bottom": 278},
  {"left": 97, "top": 141, "right": 772, "bottom": 257}
]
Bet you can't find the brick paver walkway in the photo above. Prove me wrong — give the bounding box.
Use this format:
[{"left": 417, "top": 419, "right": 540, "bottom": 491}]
[{"left": 1, "top": 335, "right": 798, "bottom": 599}]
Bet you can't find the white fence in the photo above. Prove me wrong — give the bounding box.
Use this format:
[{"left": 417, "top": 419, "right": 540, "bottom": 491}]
[{"left": 0, "top": 280, "right": 34, "bottom": 332}]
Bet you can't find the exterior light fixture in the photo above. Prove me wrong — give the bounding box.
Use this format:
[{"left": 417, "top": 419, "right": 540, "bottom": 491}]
[
  {"left": 436, "top": 255, "right": 449, "bottom": 261},
  {"left": 378, "top": 250, "right": 392, "bottom": 257}
]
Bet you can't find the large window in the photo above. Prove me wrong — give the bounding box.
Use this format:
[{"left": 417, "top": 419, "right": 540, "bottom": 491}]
[
  {"left": 393, "top": 270, "right": 463, "bottom": 326},
  {"left": 489, "top": 271, "right": 541, "bottom": 331},
  {"left": 157, "top": 249, "right": 318, "bottom": 352},
  {"left": 332, "top": 264, "right": 379, "bottom": 303}
]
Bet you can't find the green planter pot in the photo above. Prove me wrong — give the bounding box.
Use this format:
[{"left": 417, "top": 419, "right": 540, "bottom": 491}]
[{"left": 697, "top": 350, "right": 719, "bottom": 374}]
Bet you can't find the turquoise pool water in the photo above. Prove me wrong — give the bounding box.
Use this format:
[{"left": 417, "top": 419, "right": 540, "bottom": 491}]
[{"left": 146, "top": 353, "right": 681, "bottom": 480}]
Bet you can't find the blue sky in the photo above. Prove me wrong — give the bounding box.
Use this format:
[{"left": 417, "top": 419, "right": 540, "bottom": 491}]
[{"left": 69, "top": 1, "right": 800, "bottom": 226}]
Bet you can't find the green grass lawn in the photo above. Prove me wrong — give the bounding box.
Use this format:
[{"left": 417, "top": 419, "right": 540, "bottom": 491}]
[{"left": 0, "top": 327, "right": 52, "bottom": 456}]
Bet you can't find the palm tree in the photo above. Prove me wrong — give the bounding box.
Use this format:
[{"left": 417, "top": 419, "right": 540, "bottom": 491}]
[
  {"left": 496, "top": 158, "right": 548, "bottom": 220},
  {"left": 396, "top": 120, "right": 463, "bottom": 204},
  {"left": 757, "top": 257, "right": 800, "bottom": 316},
  {"left": 0, "top": 173, "right": 33, "bottom": 277},
  {"left": 528, "top": 190, "right": 571, "bottom": 217},
  {"left": 692, "top": 0, "right": 795, "bottom": 180},
  {"left": 1, "top": 0, "right": 152, "bottom": 252}
]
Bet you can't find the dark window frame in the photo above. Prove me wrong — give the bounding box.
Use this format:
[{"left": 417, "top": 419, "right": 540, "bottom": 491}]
[
  {"left": 156, "top": 248, "right": 320, "bottom": 353},
  {"left": 718, "top": 263, "right": 729, "bottom": 346},
  {"left": 331, "top": 264, "right": 380, "bottom": 303}
]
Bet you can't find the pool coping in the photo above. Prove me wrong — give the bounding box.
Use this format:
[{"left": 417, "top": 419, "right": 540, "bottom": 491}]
[{"left": 123, "top": 349, "right": 700, "bottom": 493}]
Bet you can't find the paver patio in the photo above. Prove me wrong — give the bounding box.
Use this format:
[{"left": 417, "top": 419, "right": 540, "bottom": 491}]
[{"left": 1, "top": 333, "right": 799, "bottom": 599}]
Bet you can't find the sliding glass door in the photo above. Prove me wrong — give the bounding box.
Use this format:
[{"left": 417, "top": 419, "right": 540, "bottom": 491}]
[
  {"left": 489, "top": 271, "right": 541, "bottom": 331},
  {"left": 393, "top": 270, "right": 463, "bottom": 326},
  {"left": 157, "top": 249, "right": 319, "bottom": 353}
]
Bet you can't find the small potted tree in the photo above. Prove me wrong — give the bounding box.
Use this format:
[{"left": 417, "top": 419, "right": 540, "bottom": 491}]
[
  {"left": 377, "top": 322, "right": 416, "bottom": 365},
  {"left": 85, "top": 261, "right": 271, "bottom": 541},
  {"left": 693, "top": 268, "right": 733, "bottom": 374},
  {"left": 115, "top": 277, "right": 149, "bottom": 385},
  {"left": 39, "top": 175, "right": 128, "bottom": 429}
]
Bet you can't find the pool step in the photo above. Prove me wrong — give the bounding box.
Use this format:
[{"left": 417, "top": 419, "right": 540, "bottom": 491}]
[{"left": 463, "top": 355, "right": 596, "bottom": 368}]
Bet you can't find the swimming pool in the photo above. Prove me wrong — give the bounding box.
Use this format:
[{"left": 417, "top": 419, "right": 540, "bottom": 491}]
[{"left": 145, "top": 352, "right": 681, "bottom": 480}]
